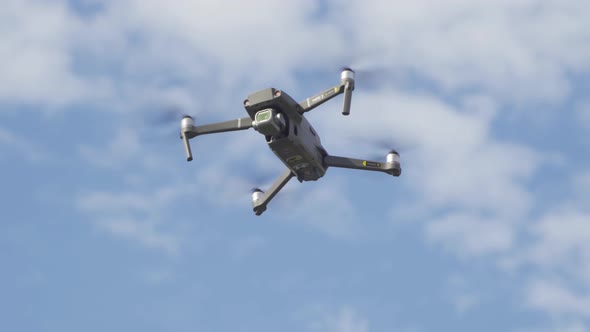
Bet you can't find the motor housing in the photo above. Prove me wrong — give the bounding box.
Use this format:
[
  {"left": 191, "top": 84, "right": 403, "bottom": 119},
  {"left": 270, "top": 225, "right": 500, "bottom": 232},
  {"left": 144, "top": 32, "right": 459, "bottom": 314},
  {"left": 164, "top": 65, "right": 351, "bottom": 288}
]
[
  {"left": 251, "top": 189, "right": 264, "bottom": 205},
  {"left": 386, "top": 150, "right": 401, "bottom": 176}
]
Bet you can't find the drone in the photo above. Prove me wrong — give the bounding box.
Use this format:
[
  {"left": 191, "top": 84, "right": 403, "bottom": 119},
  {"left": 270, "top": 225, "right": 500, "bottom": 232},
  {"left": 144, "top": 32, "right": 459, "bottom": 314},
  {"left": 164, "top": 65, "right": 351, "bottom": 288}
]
[{"left": 179, "top": 68, "right": 401, "bottom": 215}]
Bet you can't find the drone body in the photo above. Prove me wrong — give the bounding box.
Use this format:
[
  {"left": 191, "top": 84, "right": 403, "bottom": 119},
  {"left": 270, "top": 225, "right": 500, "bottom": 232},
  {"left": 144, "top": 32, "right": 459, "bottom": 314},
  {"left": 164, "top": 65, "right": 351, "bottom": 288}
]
[{"left": 180, "top": 69, "right": 401, "bottom": 215}]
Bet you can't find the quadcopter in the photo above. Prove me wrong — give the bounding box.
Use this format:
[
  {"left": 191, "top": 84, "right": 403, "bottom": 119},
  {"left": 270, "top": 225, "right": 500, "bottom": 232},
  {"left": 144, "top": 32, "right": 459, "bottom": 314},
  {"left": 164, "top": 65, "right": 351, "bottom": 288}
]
[{"left": 179, "top": 68, "right": 401, "bottom": 215}]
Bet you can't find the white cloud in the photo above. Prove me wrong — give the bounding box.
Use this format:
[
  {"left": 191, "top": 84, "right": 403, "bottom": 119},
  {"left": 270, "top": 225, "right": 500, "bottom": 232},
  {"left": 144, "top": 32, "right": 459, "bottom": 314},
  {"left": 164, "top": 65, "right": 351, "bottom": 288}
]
[
  {"left": 78, "top": 128, "right": 141, "bottom": 169},
  {"left": 516, "top": 321, "right": 590, "bottom": 332},
  {"left": 452, "top": 293, "right": 480, "bottom": 316},
  {"left": 0, "top": 0, "right": 108, "bottom": 107},
  {"left": 3, "top": 0, "right": 589, "bottom": 112},
  {"left": 96, "top": 216, "right": 181, "bottom": 255},
  {"left": 79, "top": 190, "right": 157, "bottom": 213},
  {"left": 561, "top": 322, "right": 590, "bottom": 332},
  {"left": 324, "top": 0, "right": 590, "bottom": 105},
  {"left": 313, "top": 89, "right": 541, "bottom": 258},
  {"left": 229, "top": 235, "right": 267, "bottom": 259},
  {"left": 510, "top": 175, "right": 590, "bottom": 323},
  {"left": 426, "top": 213, "right": 514, "bottom": 257},
  {"left": 572, "top": 172, "right": 590, "bottom": 205},
  {"left": 277, "top": 178, "right": 362, "bottom": 239},
  {"left": 141, "top": 268, "right": 176, "bottom": 285},
  {"left": 77, "top": 185, "right": 191, "bottom": 255},
  {"left": 114, "top": 0, "right": 343, "bottom": 78},
  {"left": 444, "top": 275, "right": 483, "bottom": 316},
  {"left": 318, "top": 90, "right": 540, "bottom": 219},
  {"left": 575, "top": 101, "right": 590, "bottom": 132},
  {"left": 526, "top": 209, "right": 590, "bottom": 274},
  {"left": 309, "top": 307, "right": 369, "bottom": 332},
  {"left": 0, "top": 126, "right": 47, "bottom": 161},
  {"left": 527, "top": 279, "right": 590, "bottom": 318}
]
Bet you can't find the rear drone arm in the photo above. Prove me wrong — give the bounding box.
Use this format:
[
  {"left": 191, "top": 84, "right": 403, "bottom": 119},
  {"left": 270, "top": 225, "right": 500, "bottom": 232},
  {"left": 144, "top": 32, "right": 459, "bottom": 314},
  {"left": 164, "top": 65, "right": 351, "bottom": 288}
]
[
  {"left": 324, "top": 152, "right": 402, "bottom": 177},
  {"left": 251, "top": 168, "right": 295, "bottom": 216},
  {"left": 298, "top": 68, "right": 355, "bottom": 115},
  {"left": 180, "top": 116, "right": 253, "bottom": 161}
]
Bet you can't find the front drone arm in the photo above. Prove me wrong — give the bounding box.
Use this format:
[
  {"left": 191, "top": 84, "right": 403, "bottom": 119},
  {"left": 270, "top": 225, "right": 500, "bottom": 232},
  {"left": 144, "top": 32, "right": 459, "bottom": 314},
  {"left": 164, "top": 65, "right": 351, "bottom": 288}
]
[
  {"left": 180, "top": 116, "right": 253, "bottom": 161},
  {"left": 324, "top": 153, "right": 401, "bottom": 177},
  {"left": 252, "top": 168, "right": 295, "bottom": 216},
  {"left": 298, "top": 84, "right": 344, "bottom": 113},
  {"left": 182, "top": 117, "right": 253, "bottom": 139},
  {"left": 298, "top": 68, "right": 355, "bottom": 115}
]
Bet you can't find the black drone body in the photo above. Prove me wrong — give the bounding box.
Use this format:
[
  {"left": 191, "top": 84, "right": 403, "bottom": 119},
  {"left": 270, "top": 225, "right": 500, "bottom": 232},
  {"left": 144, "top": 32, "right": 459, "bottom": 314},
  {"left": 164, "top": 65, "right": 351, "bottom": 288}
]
[{"left": 180, "top": 69, "right": 401, "bottom": 215}]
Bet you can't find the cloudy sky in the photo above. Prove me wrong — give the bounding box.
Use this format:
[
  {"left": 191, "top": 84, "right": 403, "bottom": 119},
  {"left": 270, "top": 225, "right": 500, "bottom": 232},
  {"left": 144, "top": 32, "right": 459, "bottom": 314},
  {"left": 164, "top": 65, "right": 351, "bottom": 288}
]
[{"left": 1, "top": 0, "right": 590, "bottom": 331}]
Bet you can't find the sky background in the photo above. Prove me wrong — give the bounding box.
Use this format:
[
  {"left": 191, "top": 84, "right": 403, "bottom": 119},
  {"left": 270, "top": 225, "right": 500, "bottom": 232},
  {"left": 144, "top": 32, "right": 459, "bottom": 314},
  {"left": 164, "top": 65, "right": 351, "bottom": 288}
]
[{"left": 1, "top": 0, "right": 590, "bottom": 331}]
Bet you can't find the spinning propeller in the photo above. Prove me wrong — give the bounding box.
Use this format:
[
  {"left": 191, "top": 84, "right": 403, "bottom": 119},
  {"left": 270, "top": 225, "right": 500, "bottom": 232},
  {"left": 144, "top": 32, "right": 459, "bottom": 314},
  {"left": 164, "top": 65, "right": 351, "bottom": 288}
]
[{"left": 147, "top": 106, "right": 191, "bottom": 126}]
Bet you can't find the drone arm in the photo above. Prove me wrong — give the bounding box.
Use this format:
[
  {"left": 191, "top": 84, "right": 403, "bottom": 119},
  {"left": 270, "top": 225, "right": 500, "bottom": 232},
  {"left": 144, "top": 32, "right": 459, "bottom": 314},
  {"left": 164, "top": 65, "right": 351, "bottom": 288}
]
[
  {"left": 183, "top": 117, "right": 253, "bottom": 139},
  {"left": 299, "top": 69, "right": 355, "bottom": 115},
  {"left": 298, "top": 84, "right": 345, "bottom": 113},
  {"left": 252, "top": 168, "right": 295, "bottom": 216},
  {"left": 324, "top": 155, "right": 401, "bottom": 177}
]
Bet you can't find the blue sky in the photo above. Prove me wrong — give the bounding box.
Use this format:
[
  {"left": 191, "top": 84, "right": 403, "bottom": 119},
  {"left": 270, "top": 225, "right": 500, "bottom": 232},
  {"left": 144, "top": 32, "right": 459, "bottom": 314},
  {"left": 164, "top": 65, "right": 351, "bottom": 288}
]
[{"left": 1, "top": 0, "right": 590, "bottom": 331}]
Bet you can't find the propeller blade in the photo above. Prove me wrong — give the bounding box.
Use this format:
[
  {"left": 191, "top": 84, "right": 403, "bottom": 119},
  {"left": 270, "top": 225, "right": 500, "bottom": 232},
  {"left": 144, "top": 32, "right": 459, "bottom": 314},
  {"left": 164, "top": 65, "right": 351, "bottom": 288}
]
[
  {"left": 225, "top": 166, "right": 276, "bottom": 194},
  {"left": 340, "top": 65, "right": 383, "bottom": 82},
  {"left": 358, "top": 136, "right": 414, "bottom": 151},
  {"left": 137, "top": 101, "right": 201, "bottom": 147},
  {"left": 144, "top": 105, "right": 192, "bottom": 126},
  {"left": 348, "top": 135, "right": 416, "bottom": 161},
  {"left": 338, "top": 50, "right": 401, "bottom": 87}
]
